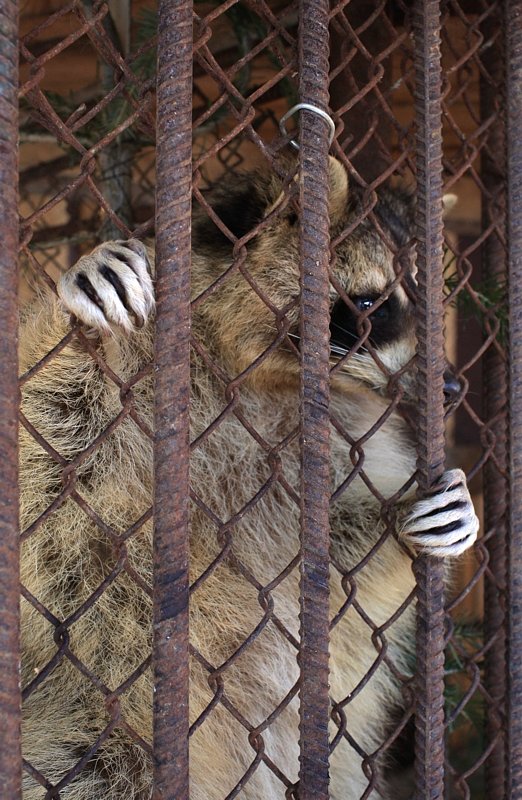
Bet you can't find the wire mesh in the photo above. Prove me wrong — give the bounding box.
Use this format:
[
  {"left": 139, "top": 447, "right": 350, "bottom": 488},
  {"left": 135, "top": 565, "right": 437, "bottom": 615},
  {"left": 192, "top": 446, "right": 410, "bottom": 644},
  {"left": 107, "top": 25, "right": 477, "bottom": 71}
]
[{"left": 0, "top": 0, "right": 515, "bottom": 798}]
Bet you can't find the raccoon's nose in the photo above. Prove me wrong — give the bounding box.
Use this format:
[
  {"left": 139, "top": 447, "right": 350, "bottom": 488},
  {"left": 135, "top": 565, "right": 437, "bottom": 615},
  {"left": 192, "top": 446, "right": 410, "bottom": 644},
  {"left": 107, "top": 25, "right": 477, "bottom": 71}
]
[{"left": 443, "top": 369, "right": 461, "bottom": 405}]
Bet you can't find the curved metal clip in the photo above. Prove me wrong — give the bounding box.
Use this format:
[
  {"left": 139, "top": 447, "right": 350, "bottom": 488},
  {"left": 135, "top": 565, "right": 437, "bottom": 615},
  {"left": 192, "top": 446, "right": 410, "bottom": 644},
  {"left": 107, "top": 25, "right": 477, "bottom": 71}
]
[{"left": 279, "top": 103, "right": 336, "bottom": 151}]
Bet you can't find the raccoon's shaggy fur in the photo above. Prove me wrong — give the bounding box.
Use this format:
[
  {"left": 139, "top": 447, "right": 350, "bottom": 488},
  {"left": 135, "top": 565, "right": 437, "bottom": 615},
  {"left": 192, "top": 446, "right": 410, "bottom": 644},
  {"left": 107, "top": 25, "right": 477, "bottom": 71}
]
[{"left": 19, "top": 159, "right": 473, "bottom": 799}]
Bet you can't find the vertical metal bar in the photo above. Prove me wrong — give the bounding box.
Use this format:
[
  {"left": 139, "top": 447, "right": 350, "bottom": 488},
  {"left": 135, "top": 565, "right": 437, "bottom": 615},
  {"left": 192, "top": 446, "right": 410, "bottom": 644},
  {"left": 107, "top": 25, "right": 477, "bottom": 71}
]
[
  {"left": 411, "top": 1, "right": 446, "bottom": 798},
  {"left": 506, "top": 0, "right": 522, "bottom": 794},
  {"left": 153, "top": 0, "right": 192, "bottom": 797},
  {"left": 297, "top": 0, "right": 332, "bottom": 796},
  {"left": 0, "top": 1, "right": 21, "bottom": 798},
  {"left": 480, "top": 8, "right": 508, "bottom": 796}
]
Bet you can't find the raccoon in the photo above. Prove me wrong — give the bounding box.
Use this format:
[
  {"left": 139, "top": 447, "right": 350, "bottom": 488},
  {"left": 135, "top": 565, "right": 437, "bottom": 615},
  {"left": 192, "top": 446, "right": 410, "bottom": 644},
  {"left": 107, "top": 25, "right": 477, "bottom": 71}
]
[{"left": 19, "top": 158, "right": 479, "bottom": 799}]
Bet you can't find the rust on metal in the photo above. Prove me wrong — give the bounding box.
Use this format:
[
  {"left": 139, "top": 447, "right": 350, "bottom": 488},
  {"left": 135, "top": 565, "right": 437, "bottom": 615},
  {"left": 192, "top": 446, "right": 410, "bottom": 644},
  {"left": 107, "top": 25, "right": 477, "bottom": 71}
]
[
  {"left": 0, "top": 0, "right": 21, "bottom": 797},
  {"left": 153, "top": 0, "right": 193, "bottom": 797},
  {"left": 507, "top": 0, "right": 522, "bottom": 793},
  {"left": 411, "top": 1, "right": 447, "bottom": 797},
  {"left": 296, "top": 0, "right": 332, "bottom": 796},
  {"left": 9, "top": 0, "right": 517, "bottom": 797}
]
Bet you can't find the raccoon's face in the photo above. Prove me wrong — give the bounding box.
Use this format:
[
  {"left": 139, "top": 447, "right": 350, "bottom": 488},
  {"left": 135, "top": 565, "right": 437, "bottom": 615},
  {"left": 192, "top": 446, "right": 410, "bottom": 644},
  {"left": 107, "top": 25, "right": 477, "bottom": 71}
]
[{"left": 192, "top": 159, "right": 421, "bottom": 403}]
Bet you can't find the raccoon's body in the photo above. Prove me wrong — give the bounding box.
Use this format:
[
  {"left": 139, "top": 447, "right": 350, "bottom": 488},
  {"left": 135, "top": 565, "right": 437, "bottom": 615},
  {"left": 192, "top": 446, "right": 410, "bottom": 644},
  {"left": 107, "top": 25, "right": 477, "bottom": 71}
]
[{"left": 19, "top": 159, "right": 478, "bottom": 799}]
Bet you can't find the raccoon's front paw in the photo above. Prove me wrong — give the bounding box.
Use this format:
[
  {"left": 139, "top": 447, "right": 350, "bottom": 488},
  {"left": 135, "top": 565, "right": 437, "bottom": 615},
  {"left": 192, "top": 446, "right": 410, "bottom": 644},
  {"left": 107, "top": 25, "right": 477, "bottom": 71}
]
[
  {"left": 57, "top": 239, "right": 154, "bottom": 336},
  {"left": 400, "top": 468, "right": 479, "bottom": 557}
]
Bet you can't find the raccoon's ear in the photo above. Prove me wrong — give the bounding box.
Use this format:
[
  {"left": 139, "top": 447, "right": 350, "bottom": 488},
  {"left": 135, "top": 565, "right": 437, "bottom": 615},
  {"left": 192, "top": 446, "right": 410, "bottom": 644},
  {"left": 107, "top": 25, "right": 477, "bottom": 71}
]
[
  {"left": 442, "top": 193, "right": 458, "bottom": 216},
  {"left": 328, "top": 156, "right": 349, "bottom": 223},
  {"left": 264, "top": 172, "right": 299, "bottom": 219},
  {"left": 266, "top": 157, "right": 348, "bottom": 222}
]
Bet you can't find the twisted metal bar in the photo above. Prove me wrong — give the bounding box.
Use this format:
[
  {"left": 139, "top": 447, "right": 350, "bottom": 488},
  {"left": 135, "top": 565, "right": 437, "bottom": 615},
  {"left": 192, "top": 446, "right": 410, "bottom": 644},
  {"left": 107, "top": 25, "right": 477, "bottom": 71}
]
[
  {"left": 411, "top": 1, "right": 447, "bottom": 797},
  {"left": 297, "top": 0, "right": 332, "bottom": 797},
  {"left": 506, "top": 0, "right": 522, "bottom": 793},
  {"left": 0, "top": 1, "right": 21, "bottom": 797},
  {"left": 153, "top": 0, "right": 193, "bottom": 797}
]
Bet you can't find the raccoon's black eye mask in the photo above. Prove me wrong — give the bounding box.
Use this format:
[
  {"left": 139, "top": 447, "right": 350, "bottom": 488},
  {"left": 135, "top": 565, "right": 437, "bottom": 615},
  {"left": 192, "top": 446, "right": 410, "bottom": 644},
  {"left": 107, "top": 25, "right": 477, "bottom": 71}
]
[
  {"left": 287, "top": 293, "right": 405, "bottom": 358},
  {"left": 329, "top": 294, "right": 403, "bottom": 353}
]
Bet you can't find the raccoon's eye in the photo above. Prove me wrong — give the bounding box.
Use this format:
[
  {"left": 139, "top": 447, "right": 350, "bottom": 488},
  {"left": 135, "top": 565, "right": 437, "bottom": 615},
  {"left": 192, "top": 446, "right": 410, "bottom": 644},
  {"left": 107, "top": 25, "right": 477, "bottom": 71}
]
[
  {"left": 330, "top": 294, "right": 401, "bottom": 352},
  {"left": 354, "top": 297, "right": 374, "bottom": 312},
  {"left": 353, "top": 296, "right": 390, "bottom": 320}
]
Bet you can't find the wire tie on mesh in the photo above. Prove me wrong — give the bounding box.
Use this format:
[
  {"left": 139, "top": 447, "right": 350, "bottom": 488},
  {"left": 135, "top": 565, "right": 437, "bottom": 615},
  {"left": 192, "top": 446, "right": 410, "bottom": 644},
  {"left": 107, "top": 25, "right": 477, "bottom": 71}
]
[{"left": 279, "top": 103, "right": 336, "bottom": 151}]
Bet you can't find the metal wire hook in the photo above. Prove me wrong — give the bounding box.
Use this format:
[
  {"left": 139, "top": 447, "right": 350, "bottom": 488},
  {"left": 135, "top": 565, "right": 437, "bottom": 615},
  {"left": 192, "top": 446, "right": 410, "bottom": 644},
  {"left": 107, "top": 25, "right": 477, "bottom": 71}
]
[{"left": 279, "top": 103, "right": 336, "bottom": 151}]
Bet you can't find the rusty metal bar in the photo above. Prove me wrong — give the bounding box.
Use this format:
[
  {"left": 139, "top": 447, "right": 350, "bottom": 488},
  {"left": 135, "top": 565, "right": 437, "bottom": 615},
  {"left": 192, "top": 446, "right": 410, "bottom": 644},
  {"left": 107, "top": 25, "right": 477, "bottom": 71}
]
[
  {"left": 0, "top": 1, "right": 21, "bottom": 797},
  {"left": 506, "top": 0, "right": 522, "bottom": 794},
  {"left": 411, "top": 1, "right": 446, "bottom": 797},
  {"left": 152, "top": 0, "right": 193, "bottom": 797},
  {"left": 480, "top": 8, "right": 508, "bottom": 796},
  {"left": 297, "top": 0, "right": 332, "bottom": 796}
]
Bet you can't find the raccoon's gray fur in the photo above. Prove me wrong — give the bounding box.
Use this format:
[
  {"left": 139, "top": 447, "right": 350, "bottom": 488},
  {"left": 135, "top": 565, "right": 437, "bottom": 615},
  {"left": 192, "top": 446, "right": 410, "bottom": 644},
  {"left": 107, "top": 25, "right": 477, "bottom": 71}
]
[{"left": 19, "top": 158, "right": 478, "bottom": 799}]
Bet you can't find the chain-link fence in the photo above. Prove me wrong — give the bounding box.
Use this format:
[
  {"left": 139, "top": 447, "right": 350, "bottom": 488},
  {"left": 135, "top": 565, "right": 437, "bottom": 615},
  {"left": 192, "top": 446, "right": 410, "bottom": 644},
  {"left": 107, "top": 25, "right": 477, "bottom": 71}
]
[{"left": 0, "top": 0, "right": 518, "bottom": 797}]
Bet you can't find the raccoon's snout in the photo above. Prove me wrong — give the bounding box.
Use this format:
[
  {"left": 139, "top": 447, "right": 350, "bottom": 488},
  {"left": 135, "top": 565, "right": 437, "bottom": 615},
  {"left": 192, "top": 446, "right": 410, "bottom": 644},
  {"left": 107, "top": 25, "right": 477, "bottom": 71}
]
[{"left": 443, "top": 369, "right": 461, "bottom": 406}]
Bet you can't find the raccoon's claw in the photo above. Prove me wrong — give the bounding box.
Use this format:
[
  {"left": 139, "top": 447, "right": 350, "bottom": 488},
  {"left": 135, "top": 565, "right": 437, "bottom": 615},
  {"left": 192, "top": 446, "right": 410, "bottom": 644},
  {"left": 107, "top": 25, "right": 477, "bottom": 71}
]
[
  {"left": 400, "top": 468, "right": 479, "bottom": 557},
  {"left": 57, "top": 239, "right": 155, "bottom": 336}
]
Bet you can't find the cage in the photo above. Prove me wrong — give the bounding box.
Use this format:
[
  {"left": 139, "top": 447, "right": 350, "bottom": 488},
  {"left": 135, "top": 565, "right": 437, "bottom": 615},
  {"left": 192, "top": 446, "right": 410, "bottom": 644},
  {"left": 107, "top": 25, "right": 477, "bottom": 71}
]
[{"left": 0, "top": 0, "right": 518, "bottom": 798}]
